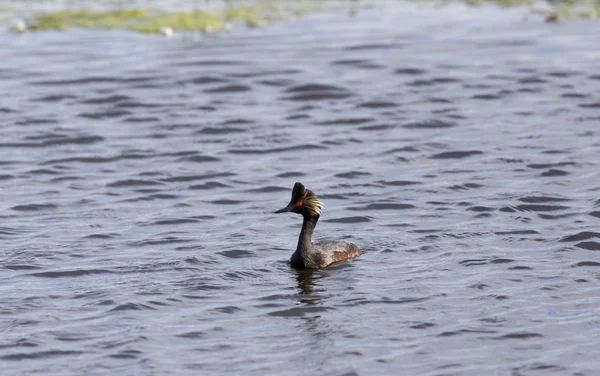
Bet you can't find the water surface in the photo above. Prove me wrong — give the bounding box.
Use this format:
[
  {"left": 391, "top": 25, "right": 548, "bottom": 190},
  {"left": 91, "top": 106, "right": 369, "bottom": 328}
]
[{"left": 1, "top": 4, "right": 600, "bottom": 375}]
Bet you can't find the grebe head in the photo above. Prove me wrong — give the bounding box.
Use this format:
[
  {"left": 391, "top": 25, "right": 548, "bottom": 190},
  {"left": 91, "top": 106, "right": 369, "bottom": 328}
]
[{"left": 275, "top": 182, "right": 323, "bottom": 217}]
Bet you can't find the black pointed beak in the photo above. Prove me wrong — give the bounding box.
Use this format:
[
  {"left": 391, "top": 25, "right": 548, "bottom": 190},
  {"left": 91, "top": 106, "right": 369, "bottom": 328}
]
[{"left": 275, "top": 205, "right": 293, "bottom": 214}]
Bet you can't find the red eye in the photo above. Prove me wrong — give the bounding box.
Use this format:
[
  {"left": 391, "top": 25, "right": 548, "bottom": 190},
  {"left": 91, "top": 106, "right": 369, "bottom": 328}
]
[{"left": 296, "top": 201, "right": 302, "bottom": 207}]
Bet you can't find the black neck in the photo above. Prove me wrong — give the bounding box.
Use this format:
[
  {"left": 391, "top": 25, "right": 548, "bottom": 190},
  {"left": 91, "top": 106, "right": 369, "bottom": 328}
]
[{"left": 296, "top": 214, "right": 319, "bottom": 255}]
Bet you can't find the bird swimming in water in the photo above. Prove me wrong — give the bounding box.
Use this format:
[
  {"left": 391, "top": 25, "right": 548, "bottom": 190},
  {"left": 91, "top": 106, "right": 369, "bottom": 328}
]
[{"left": 275, "top": 182, "right": 363, "bottom": 269}]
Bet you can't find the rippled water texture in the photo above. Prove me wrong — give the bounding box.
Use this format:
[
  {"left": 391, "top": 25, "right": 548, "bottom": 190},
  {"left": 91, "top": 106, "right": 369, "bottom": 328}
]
[{"left": 2, "top": 4, "right": 600, "bottom": 375}]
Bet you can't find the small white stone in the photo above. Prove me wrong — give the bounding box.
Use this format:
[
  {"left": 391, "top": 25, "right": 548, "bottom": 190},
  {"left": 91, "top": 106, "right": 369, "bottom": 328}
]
[
  {"left": 160, "top": 26, "right": 173, "bottom": 38},
  {"left": 10, "top": 18, "right": 27, "bottom": 33}
]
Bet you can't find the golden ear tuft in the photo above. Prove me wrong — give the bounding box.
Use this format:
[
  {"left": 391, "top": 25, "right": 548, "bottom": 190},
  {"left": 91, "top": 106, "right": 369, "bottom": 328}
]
[{"left": 301, "top": 191, "right": 323, "bottom": 216}]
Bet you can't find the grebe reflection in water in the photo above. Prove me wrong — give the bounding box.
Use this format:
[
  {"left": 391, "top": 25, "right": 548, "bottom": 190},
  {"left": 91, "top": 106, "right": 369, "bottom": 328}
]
[{"left": 275, "top": 182, "right": 363, "bottom": 269}]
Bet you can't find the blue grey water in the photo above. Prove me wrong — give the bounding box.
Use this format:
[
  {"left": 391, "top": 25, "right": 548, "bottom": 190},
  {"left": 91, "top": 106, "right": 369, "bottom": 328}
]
[{"left": 1, "top": 3, "right": 600, "bottom": 375}]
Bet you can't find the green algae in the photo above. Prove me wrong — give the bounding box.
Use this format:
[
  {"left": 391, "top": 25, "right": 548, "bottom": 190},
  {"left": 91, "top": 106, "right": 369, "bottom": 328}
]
[
  {"left": 30, "top": 9, "right": 150, "bottom": 31},
  {"left": 25, "top": 1, "right": 360, "bottom": 34},
  {"left": 20, "top": 0, "right": 600, "bottom": 34},
  {"left": 541, "top": 1, "right": 600, "bottom": 21},
  {"left": 29, "top": 9, "right": 228, "bottom": 33},
  {"left": 460, "top": 0, "right": 600, "bottom": 21}
]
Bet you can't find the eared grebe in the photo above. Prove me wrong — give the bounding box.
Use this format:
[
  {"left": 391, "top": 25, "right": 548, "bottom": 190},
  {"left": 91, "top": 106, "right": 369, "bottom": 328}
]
[{"left": 275, "top": 182, "right": 363, "bottom": 269}]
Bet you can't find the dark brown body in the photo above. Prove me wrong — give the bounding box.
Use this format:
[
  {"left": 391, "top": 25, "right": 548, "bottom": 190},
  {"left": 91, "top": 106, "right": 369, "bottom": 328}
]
[{"left": 290, "top": 241, "right": 363, "bottom": 269}]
